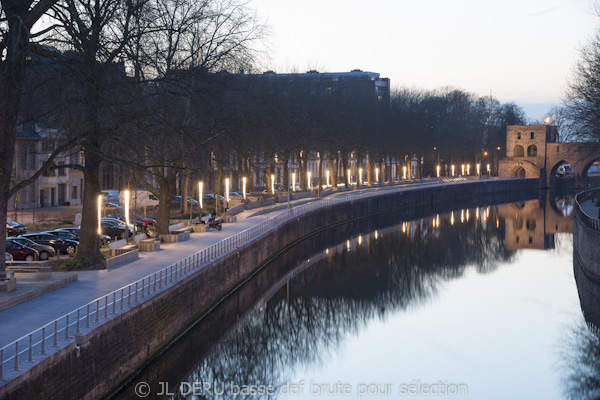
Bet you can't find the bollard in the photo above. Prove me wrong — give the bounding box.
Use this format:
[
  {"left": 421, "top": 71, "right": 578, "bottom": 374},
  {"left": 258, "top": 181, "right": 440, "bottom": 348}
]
[
  {"left": 153, "top": 273, "right": 157, "bottom": 292},
  {"left": 95, "top": 300, "right": 100, "bottom": 323},
  {"left": 41, "top": 327, "right": 46, "bottom": 355},
  {"left": 1, "top": 349, "right": 3, "bottom": 379},
  {"left": 170, "top": 266, "right": 173, "bottom": 283},
  {"left": 112, "top": 292, "right": 116, "bottom": 314},
  {"left": 14, "top": 342, "right": 19, "bottom": 371},
  {"left": 104, "top": 296, "right": 108, "bottom": 318},
  {"left": 147, "top": 277, "right": 150, "bottom": 295},
  {"left": 159, "top": 271, "right": 162, "bottom": 289},
  {"left": 120, "top": 289, "right": 124, "bottom": 310},
  {"left": 28, "top": 334, "right": 33, "bottom": 362},
  {"left": 135, "top": 282, "right": 139, "bottom": 302},
  {"left": 53, "top": 321, "right": 58, "bottom": 347},
  {"left": 127, "top": 286, "right": 131, "bottom": 306},
  {"left": 65, "top": 315, "right": 70, "bottom": 339},
  {"left": 77, "top": 310, "right": 81, "bottom": 333}
]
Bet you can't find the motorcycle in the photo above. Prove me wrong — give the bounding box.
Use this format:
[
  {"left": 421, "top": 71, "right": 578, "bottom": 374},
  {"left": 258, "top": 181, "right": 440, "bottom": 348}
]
[{"left": 206, "top": 211, "right": 223, "bottom": 231}]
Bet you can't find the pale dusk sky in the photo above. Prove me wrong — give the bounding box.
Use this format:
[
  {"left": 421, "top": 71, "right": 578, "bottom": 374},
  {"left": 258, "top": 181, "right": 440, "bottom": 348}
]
[{"left": 253, "top": 0, "right": 599, "bottom": 121}]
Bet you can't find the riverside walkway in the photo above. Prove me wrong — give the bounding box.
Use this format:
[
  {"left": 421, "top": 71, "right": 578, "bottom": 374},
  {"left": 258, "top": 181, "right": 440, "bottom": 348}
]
[{"left": 0, "top": 179, "right": 491, "bottom": 386}]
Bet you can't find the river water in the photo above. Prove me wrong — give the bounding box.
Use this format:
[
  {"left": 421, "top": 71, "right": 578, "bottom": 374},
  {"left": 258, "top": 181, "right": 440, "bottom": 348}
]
[{"left": 115, "top": 190, "right": 600, "bottom": 400}]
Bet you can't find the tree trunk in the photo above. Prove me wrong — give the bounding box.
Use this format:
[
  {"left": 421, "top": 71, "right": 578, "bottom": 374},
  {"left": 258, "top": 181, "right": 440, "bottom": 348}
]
[
  {"left": 76, "top": 150, "right": 104, "bottom": 267},
  {"left": 156, "top": 179, "right": 174, "bottom": 235}
]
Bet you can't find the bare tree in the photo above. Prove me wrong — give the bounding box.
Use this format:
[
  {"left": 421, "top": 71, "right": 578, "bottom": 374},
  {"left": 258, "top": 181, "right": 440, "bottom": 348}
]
[{"left": 0, "top": 0, "right": 60, "bottom": 273}]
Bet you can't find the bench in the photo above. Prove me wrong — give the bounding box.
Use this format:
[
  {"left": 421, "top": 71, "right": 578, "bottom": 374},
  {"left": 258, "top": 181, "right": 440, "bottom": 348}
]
[
  {"left": 0, "top": 272, "right": 16, "bottom": 292},
  {"left": 109, "top": 244, "right": 138, "bottom": 257},
  {"left": 138, "top": 239, "right": 160, "bottom": 252},
  {"left": 163, "top": 225, "right": 192, "bottom": 243},
  {"left": 106, "top": 248, "right": 139, "bottom": 269}
]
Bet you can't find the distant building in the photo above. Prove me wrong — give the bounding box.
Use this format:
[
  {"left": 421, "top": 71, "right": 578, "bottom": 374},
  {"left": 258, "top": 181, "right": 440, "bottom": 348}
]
[{"left": 255, "top": 69, "right": 390, "bottom": 103}]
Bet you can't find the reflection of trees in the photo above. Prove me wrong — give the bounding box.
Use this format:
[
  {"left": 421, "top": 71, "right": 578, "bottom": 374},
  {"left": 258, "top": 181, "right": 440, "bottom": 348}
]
[
  {"left": 166, "top": 208, "right": 515, "bottom": 400},
  {"left": 558, "top": 320, "right": 600, "bottom": 400}
]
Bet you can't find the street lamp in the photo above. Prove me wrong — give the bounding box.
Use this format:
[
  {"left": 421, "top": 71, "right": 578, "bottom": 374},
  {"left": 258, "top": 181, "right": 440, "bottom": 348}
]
[
  {"left": 123, "top": 190, "right": 131, "bottom": 240},
  {"left": 403, "top": 166, "right": 407, "bottom": 180},
  {"left": 347, "top": 168, "right": 351, "bottom": 185},
  {"left": 326, "top": 170, "right": 330, "bottom": 188},
  {"left": 376, "top": 167, "right": 379, "bottom": 183},
  {"left": 242, "top": 177, "right": 246, "bottom": 200},
  {"left": 271, "top": 174, "right": 275, "bottom": 194},
  {"left": 436, "top": 165, "right": 440, "bottom": 178},
  {"left": 451, "top": 165, "right": 455, "bottom": 177},
  {"left": 199, "top": 182, "right": 203, "bottom": 209},
  {"left": 307, "top": 171, "right": 312, "bottom": 190},
  {"left": 359, "top": 168, "right": 363, "bottom": 186},
  {"left": 466, "top": 164, "right": 470, "bottom": 176},
  {"left": 225, "top": 178, "right": 230, "bottom": 202},
  {"left": 97, "top": 195, "right": 102, "bottom": 235},
  {"left": 292, "top": 172, "right": 296, "bottom": 192},
  {"left": 461, "top": 164, "right": 465, "bottom": 176}
]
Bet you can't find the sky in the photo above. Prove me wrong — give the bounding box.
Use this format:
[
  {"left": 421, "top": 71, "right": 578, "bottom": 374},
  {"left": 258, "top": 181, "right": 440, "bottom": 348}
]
[{"left": 252, "top": 0, "right": 600, "bottom": 121}]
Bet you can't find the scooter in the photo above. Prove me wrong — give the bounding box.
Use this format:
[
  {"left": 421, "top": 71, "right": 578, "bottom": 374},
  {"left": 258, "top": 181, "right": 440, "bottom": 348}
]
[{"left": 206, "top": 211, "right": 223, "bottom": 231}]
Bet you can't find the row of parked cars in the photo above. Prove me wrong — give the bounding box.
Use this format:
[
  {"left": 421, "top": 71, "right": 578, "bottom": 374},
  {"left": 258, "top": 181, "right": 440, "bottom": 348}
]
[{"left": 4, "top": 215, "right": 157, "bottom": 263}]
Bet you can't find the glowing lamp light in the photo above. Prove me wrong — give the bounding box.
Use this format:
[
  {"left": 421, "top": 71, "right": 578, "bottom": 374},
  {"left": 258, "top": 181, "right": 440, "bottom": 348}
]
[
  {"left": 461, "top": 164, "right": 465, "bottom": 176},
  {"left": 403, "top": 166, "right": 407, "bottom": 180},
  {"left": 97, "top": 195, "right": 102, "bottom": 235},
  {"left": 359, "top": 168, "right": 363, "bottom": 185},
  {"left": 466, "top": 209, "right": 470, "bottom": 222},
  {"left": 436, "top": 165, "right": 440, "bottom": 178},
  {"left": 271, "top": 174, "right": 275, "bottom": 194},
  {"left": 451, "top": 165, "right": 455, "bottom": 177},
  {"left": 326, "top": 170, "right": 330, "bottom": 187},
  {"left": 358, "top": 235, "right": 362, "bottom": 245},
  {"left": 347, "top": 169, "right": 351, "bottom": 185},
  {"left": 123, "top": 189, "right": 130, "bottom": 225},
  {"left": 477, "top": 163, "right": 480, "bottom": 176},
  {"left": 199, "top": 182, "right": 203, "bottom": 209},
  {"left": 461, "top": 209, "right": 464, "bottom": 223},
  {"left": 225, "top": 178, "right": 230, "bottom": 201},
  {"left": 376, "top": 167, "right": 379, "bottom": 183},
  {"left": 466, "top": 164, "right": 470, "bottom": 176},
  {"left": 242, "top": 177, "right": 246, "bottom": 199},
  {"left": 451, "top": 211, "right": 454, "bottom": 225},
  {"left": 402, "top": 222, "right": 406, "bottom": 233},
  {"left": 487, "top": 164, "right": 491, "bottom": 175},
  {"left": 307, "top": 172, "right": 312, "bottom": 190},
  {"left": 292, "top": 172, "right": 296, "bottom": 192}
]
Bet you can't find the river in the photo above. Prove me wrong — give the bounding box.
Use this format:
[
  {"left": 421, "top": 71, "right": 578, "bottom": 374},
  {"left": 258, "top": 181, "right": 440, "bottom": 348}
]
[{"left": 115, "top": 190, "right": 599, "bottom": 400}]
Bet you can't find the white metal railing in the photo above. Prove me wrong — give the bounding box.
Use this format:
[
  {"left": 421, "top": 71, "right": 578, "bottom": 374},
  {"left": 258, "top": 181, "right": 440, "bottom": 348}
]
[
  {"left": 0, "top": 179, "right": 465, "bottom": 382},
  {"left": 575, "top": 189, "right": 600, "bottom": 232}
]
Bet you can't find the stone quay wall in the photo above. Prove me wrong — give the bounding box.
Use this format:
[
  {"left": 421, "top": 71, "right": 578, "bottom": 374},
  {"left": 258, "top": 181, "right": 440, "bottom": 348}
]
[{"left": 0, "top": 178, "right": 542, "bottom": 400}]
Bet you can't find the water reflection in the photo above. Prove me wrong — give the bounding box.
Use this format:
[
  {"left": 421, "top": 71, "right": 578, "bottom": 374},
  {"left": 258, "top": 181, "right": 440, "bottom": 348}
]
[
  {"left": 114, "top": 191, "right": 576, "bottom": 399},
  {"left": 562, "top": 255, "right": 600, "bottom": 400}
]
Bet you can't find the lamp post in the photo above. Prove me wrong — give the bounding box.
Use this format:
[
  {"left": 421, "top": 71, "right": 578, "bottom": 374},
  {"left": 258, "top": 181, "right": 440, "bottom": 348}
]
[
  {"left": 225, "top": 178, "right": 230, "bottom": 210},
  {"left": 347, "top": 168, "right": 351, "bottom": 186},
  {"left": 326, "top": 170, "right": 330, "bottom": 188},
  {"left": 242, "top": 177, "right": 246, "bottom": 200},
  {"left": 307, "top": 171, "right": 312, "bottom": 190},
  {"left": 452, "top": 165, "right": 455, "bottom": 177},
  {"left": 359, "top": 168, "right": 363, "bottom": 186},
  {"left": 376, "top": 167, "right": 379, "bottom": 183},
  {"left": 199, "top": 182, "right": 203, "bottom": 209},
  {"left": 123, "top": 190, "right": 130, "bottom": 240},
  {"left": 271, "top": 174, "right": 275, "bottom": 195},
  {"left": 97, "top": 195, "right": 102, "bottom": 235}
]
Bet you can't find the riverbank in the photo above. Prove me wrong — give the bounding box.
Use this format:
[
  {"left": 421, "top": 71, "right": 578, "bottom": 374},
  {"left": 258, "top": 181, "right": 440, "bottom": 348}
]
[{"left": 0, "top": 178, "right": 542, "bottom": 400}]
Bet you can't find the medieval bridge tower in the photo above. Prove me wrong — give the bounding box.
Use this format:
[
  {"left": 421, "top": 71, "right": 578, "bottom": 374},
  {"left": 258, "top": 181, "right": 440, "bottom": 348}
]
[{"left": 498, "top": 125, "right": 600, "bottom": 188}]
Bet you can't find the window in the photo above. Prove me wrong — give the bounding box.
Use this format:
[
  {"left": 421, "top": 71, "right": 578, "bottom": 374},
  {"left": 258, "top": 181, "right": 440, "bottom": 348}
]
[
  {"left": 527, "top": 145, "right": 537, "bottom": 157},
  {"left": 514, "top": 145, "right": 524, "bottom": 157},
  {"left": 528, "top": 237, "right": 533, "bottom": 244},
  {"left": 530, "top": 132, "right": 534, "bottom": 139},
  {"left": 71, "top": 185, "right": 78, "bottom": 200},
  {"left": 557, "top": 146, "right": 559, "bottom": 152},
  {"left": 517, "top": 132, "right": 521, "bottom": 139},
  {"left": 58, "top": 161, "right": 66, "bottom": 176}
]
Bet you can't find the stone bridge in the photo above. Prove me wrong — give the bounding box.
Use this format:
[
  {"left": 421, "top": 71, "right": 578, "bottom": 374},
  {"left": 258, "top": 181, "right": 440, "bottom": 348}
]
[{"left": 498, "top": 125, "right": 600, "bottom": 188}]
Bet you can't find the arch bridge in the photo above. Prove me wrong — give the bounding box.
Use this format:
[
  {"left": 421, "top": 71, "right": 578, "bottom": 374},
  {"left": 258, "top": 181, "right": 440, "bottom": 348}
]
[{"left": 498, "top": 125, "right": 600, "bottom": 188}]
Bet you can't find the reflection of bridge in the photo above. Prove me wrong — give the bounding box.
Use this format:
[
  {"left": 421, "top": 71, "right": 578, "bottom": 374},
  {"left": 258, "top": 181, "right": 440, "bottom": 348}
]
[
  {"left": 498, "top": 192, "right": 573, "bottom": 251},
  {"left": 498, "top": 125, "right": 600, "bottom": 188}
]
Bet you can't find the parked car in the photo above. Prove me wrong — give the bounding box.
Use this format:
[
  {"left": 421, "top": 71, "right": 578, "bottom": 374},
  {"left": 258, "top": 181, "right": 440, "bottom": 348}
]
[
  {"left": 104, "top": 202, "right": 124, "bottom": 209},
  {"left": 101, "top": 190, "right": 120, "bottom": 203},
  {"left": 120, "top": 190, "right": 159, "bottom": 209},
  {"left": 203, "top": 193, "right": 226, "bottom": 201},
  {"left": 55, "top": 227, "right": 111, "bottom": 246},
  {"left": 107, "top": 214, "right": 156, "bottom": 230},
  {"left": 5, "top": 252, "right": 13, "bottom": 264},
  {"left": 229, "top": 192, "right": 243, "bottom": 197},
  {"left": 19, "top": 233, "right": 78, "bottom": 255},
  {"left": 100, "top": 220, "right": 129, "bottom": 240},
  {"left": 172, "top": 196, "right": 199, "bottom": 206},
  {"left": 8, "top": 237, "right": 56, "bottom": 260},
  {"left": 101, "top": 217, "right": 135, "bottom": 235},
  {"left": 6, "top": 220, "right": 26, "bottom": 237},
  {"left": 5, "top": 241, "right": 39, "bottom": 261}
]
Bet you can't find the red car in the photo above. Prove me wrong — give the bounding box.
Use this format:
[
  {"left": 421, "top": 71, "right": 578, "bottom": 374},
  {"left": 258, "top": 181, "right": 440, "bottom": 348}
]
[{"left": 5, "top": 240, "right": 39, "bottom": 261}]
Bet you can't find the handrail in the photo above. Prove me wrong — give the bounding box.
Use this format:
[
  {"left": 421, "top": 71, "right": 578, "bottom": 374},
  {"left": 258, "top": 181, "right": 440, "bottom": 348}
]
[
  {"left": 0, "top": 179, "right": 474, "bottom": 381},
  {"left": 575, "top": 189, "right": 600, "bottom": 232}
]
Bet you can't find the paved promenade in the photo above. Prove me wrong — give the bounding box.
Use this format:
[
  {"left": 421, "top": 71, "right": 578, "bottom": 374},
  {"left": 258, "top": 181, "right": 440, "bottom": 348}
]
[
  {"left": 0, "top": 179, "right": 495, "bottom": 387},
  {"left": 0, "top": 183, "right": 436, "bottom": 349}
]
